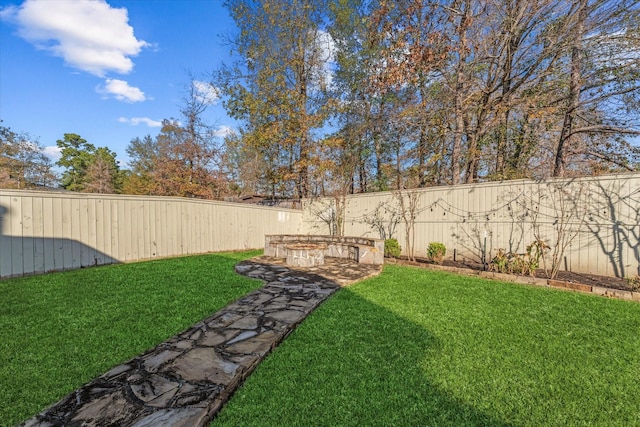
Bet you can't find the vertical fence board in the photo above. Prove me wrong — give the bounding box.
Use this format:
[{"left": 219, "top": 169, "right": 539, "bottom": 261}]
[
  {"left": 110, "top": 199, "right": 120, "bottom": 262},
  {"left": 32, "top": 197, "right": 45, "bottom": 274},
  {"left": 10, "top": 196, "right": 24, "bottom": 276},
  {"left": 180, "top": 203, "right": 188, "bottom": 254},
  {"left": 157, "top": 200, "right": 167, "bottom": 257},
  {"left": 95, "top": 199, "right": 105, "bottom": 265},
  {"left": 87, "top": 198, "right": 97, "bottom": 267},
  {"left": 0, "top": 195, "right": 12, "bottom": 277},
  {"left": 132, "top": 199, "right": 142, "bottom": 260},
  {"left": 77, "top": 198, "right": 87, "bottom": 267},
  {"left": 122, "top": 200, "right": 132, "bottom": 261},
  {"left": 21, "top": 197, "right": 35, "bottom": 275},
  {"left": 103, "top": 198, "right": 114, "bottom": 264},
  {"left": 42, "top": 197, "right": 55, "bottom": 273},
  {"left": 206, "top": 203, "right": 215, "bottom": 252},
  {"left": 172, "top": 201, "right": 180, "bottom": 255},
  {"left": 148, "top": 200, "right": 156, "bottom": 258},
  {"left": 52, "top": 197, "right": 65, "bottom": 270},
  {"left": 69, "top": 198, "right": 81, "bottom": 268},
  {"left": 166, "top": 202, "right": 176, "bottom": 255},
  {"left": 129, "top": 200, "right": 139, "bottom": 261},
  {"left": 138, "top": 200, "right": 146, "bottom": 259},
  {"left": 197, "top": 204, "right": 205, "bottom": 252}
]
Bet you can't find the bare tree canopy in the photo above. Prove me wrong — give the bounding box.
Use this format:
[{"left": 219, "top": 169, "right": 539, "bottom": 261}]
[{"left": 217, "top": 0, "right": 640, "bottom": 198}]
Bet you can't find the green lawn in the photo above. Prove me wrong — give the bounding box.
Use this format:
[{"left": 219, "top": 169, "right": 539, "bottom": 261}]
[
  {"left": 213, "top": 264, "right": 640, "bottom": 426},
  {"left": 0, "top": 250, "right": 262, "bottom": 427}
]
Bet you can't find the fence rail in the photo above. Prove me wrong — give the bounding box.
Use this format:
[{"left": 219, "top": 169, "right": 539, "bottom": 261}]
[{"left": 0, "top": 191, "right": 302, "bottom": 278}]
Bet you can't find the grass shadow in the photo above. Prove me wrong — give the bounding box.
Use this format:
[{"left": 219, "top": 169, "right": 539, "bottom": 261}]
[
  {"left": 213, "top": 263, "right": 640, "bottom": 426},
  {"left": 212, "top": 270, "right": 512, "bottom": 426}
]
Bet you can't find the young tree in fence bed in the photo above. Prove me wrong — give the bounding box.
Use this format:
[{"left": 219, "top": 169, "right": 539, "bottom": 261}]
[
  {"left": 527, "top": 180, "right": 591, "bottom": 279},
  {"left": 395, "top": 189, "right": 423, "bottom": 262}
]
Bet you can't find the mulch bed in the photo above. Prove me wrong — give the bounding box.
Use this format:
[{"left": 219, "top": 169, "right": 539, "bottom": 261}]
[{"left": 394, "top": 256, "right": 633, "bottom": 292}]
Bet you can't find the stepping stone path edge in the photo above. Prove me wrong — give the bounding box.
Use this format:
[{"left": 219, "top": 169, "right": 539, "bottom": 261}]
[{"left": 21, "top": 256, "right": 381, "bottom": 427}]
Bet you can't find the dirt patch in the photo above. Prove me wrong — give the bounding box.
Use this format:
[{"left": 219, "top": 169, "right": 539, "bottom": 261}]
[{"left": 393, "top": 257, "right": 633, "bottom": 292}]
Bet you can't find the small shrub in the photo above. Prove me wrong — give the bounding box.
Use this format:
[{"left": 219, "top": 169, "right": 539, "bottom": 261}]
[
  {"left": 490, "top": 249, "right": 511, "bottom": 273},
  {"left": 490, "top": 240, "right": 549, "bottom": 276},
  {"left": 626, "top": 275, "right": 640, "bottom": 291},
  {"left": 384, "top": 239, "right": 401, "bottom": 258},
  {"left": 427, "top": 242, "right": 446, "bottom": 264},
  {"left": 511, "top": 253, "right": 528, "bottom": 275},
  {"left": 525, "top": 239, "right": 549, "bottom": 275}
]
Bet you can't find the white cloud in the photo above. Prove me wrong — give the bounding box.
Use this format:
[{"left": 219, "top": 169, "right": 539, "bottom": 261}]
[
  {"left": 213, "top": 125, "right": 235, "bottom": 138},
  {"left": 192, "top": 80, "right": 220, "bottom": 105},
  {"left": 98, "top": 78, "right": 146, "bottom": 102},
  {"left": 309, "top": 29, "right": 337, "bottom": 91},
  {"left": 1, "top": 0, "right": 148, "bottom": 76},
  {"left": 118, "top": 117, "right": 162, "bottom": 127},
  {"left": 41, "top": 145, "right": 62, "bottom": 161}
]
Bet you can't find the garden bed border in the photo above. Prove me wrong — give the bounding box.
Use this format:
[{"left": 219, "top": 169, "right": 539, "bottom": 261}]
[{"left": 386, "top": 258, "right": 640, "bottom": 302}]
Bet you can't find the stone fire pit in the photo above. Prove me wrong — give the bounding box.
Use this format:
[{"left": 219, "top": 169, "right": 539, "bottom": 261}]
[{"left": 285, "top": 243, "right": 328, "bottom": 267}]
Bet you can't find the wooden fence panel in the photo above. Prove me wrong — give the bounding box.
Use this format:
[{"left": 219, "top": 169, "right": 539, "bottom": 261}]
[
  {"left": 3, "top": 174, "right": 637, "bottom": 279},
  {"left": 302, "top": 174, "right": 640, "bottom": 278},
  {"left": 0, "top": 191, "right": 302, "bottom": 279}
]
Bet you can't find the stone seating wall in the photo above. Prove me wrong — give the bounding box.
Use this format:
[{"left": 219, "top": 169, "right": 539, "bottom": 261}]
[{"left": 264, "top": 235, "right": 384, "bottom": 265}]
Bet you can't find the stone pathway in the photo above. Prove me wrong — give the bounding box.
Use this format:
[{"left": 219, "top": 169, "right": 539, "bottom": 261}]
[{"left": 22, "top": 257, "right": 381, "bottom": 427}]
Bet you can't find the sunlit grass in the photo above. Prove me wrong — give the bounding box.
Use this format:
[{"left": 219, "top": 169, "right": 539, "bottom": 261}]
[
  {"left": 0, "top": 251, "right": 262, "bottom": 427},
  {"left": 213, "top": 264, "right": 640, "bottom": 426}
]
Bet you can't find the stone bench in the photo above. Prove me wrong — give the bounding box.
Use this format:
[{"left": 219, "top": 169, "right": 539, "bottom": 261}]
[
  {"left": 285, "top": 243, "right": 327, "bottom": 267},
  {"left": 265, "top": 235, "right": 384, "bottom": 266}
]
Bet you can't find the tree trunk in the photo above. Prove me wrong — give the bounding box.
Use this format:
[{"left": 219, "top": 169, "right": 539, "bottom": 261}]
[
  {"left": 451, "top": 0, "right": 471, "bottom": 185},
  {"left": 554, "top": 0, "right": 587, "bottom": 177}
]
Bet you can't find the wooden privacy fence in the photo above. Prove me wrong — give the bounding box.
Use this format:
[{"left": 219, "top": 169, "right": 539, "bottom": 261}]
[
  {"left": 0, "top": 191, "right": 302, "bottom": 278},
  {"left": 2, "top": 173, "right": 639, "bottom": 279},
  {"left": 302, "top": 173, "right": 640, "bottom": 279}
]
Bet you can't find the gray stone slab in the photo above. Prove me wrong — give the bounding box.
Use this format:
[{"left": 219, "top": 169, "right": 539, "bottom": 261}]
[
  {"left": 171, "top": 347, "right": 240, "bottom": 384},
  {"left": 130, "top": 374, "right": 180, "bottom": 406},
  {"left": 131, "top": 407, "right": 208, "bottom": 427},
  {"left": 199, "top": 329, "right": 240, "bottom": 347},
  {"left": 142, "top": 349, "right": 183, "bottom": 373}
]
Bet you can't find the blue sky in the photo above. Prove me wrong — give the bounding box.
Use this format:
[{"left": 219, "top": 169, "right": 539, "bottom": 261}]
[{"left": 0, "top": 0, "right": 237, "bottom": 167}]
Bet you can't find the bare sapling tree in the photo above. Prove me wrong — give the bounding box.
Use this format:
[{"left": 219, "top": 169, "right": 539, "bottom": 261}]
[
  {"left": 83, "top": 147, "right": 120, "bottom": 194},
  {"left": 394, "top": 188, "right": 423, "bottom": 261},
  {"left": 363, "top": 200, "right": 402, "bottom": 240},
  {"left": 529, "top": 179, "right": 591, "bottom": 278},
  {"left": 306, "top": 198, "right": 341, "bottom": 236}
]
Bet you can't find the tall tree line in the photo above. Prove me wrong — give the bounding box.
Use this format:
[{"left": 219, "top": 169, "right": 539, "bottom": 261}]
[
  {"left": 217, "top": 0, "right": 333, "bottom": 198},
  {"left": 3, "top": 0, "right": 638, "bottom": 199},
  {"left": 124, "top": 79, "right": 228, "bottom": 199},
  {"left": 218, "top": 0, "right": 640, "bottom": 197}
]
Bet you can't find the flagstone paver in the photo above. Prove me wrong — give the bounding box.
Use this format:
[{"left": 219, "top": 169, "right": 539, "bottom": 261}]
[{"left": 21, "top": 256, "right": 381, "bottom": 427}]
